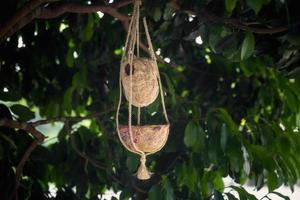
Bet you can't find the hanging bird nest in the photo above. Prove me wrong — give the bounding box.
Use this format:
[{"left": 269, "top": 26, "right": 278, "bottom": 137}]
[
  {"left": 121, "top": 58, "right": 159, "bottom": 107},
  {"left": 118, "top": 124, "right": 169, "bottom": 153},
  {"left": 116, "top": 0, "right": 170, "bottom": 180}
]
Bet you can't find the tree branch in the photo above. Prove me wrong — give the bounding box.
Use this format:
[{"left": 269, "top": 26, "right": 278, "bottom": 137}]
[
  {"left": 10, "top": 140, "right": 41, "bottom": 200},
  {"left": 0, "top": 0, "right": 131, "bottom": 39},
  {"left": 30, "top": 109, "right": 114, "bottom": 127},
  {"left": 168, "top": 0, "right": 288, "bottom": 34},
  {"left": 200, "top": 11, "right": 289, "bottom": 34},
  {"left": 65, "top": 122, "right": 107, "bottom": 170},
  {"left": 0, "top": 0, "right": 58, "bottom": 38},
  {"left": 38, "top": 3, "right": 130, "bottom": 20},
  {"left": 0, "top": 118, "right": 45, "bottom": 141},
  {"left": 0, "top": 0, "right": 288, "bottom": 41},
  {"left": 0, "top": 118, "right": 45, "bottom": 200}
]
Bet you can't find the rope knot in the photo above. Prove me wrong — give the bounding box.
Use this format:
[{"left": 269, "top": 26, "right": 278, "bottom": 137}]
[
  {"left": 135, "top": 0, "right": 142, "bottom": 5},
  {"left": 140, "top": 153, "right": 146, "bottom": 164},
  {"left": 137, "top": 153, "right": 150, "bottom": 180}
]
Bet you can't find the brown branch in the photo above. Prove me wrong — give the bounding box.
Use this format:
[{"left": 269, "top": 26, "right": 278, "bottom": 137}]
[
  {"left": 0, "top": 0, "right": 131, "bottom": 39},
  {"left": 0, "top": 0, "right": 58, "bottom": 38},
  {"left": 0, "top": 118, "right": 45, "bottom": 200},
  {"left": 65, "top": 122, "right": 107, "bottom": 170},
  {"left": 38, "top": 3, "right": 130, "bottom": 20},
  {"left": 30, "top": 108, "right": 115, "bottom": 127},
  {"left": 10, "top": 140, "right": 41, "bottom": 200},
  {"left": 114, "top": 0, "right": 133, "bottom": 8},
  {"left": 168, "top": 0, "right": 289, "bottom": 34},
  {"left": 0, "top": 118, "right": 45, "bottom": 141},
  {"left": 200, "top": 11, "right": 289, "bottom": 34}
]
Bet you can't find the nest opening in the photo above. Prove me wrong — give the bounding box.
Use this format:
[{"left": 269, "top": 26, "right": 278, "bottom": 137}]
[{"left": 125, "top": 64, "right": 135, "bottom": 76}]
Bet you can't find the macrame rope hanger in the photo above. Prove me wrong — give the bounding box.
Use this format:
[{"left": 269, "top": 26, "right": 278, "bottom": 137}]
[{"left": 116, "top": 0, "right": 169, "bottom": 180}]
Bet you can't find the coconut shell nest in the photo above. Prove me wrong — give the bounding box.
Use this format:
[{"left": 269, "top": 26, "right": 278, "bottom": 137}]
[
  {"left": 118, "top": 124, "right": 170, "bottom": 153},
  {"left": 121, "top": 58, "right": 159, "bottom": 107}
]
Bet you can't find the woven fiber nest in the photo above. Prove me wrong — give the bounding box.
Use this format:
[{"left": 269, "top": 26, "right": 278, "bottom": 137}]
[
  {"left": 121, "top": 58, "right": 159, "bottom": 107},
  {"left": 118, "top": 124, "right": 169, "bottom": 153}
]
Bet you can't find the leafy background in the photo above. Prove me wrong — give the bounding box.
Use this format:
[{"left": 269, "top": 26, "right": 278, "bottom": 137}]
[{"left": 1, "top": 0, "right": 300, "bottom": 199}]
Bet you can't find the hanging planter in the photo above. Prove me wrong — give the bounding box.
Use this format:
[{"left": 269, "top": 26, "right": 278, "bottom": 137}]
[
  {"left": 116, "top": 0, "right": 170, "bottom": 180},
  {"left": 118, "top": 125, "right": 169, "bottom": 153}
]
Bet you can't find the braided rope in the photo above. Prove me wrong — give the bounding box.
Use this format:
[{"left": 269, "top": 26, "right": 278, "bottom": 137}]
[
  {"left": 143, "top": 17, "right": 169, "bottom": 124},
  {"left": 116, "top": 0, "right": 144, "bottom": 157}
]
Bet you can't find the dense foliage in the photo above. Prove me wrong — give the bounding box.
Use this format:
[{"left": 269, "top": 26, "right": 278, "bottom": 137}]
[{"left": 1, "top": 0, "right": 300, "bottom": 199}]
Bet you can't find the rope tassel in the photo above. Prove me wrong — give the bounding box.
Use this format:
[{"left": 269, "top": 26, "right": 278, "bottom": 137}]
[{"left": 137, "top": 154, "right": 150, "bottom": 180}]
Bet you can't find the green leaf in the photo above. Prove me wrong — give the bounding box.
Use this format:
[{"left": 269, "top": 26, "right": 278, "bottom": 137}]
[
  {"left": 163, "top": 177, "right": 174, "bottom": 200},
  {"left": 82, "top": 14, "right": 94, "bottom": 42},
  {"left": 72, "top": 69, "right": 87, "bottom": 89},
  {"left": 153, "top": 7, "right": 162, "bottom": 22},
  {"left": 0, "top": 90, "right": 21, "bottom": 102},
  {"left": 270, "top": 192, "right": 290, "bottom": 200},
  {"left": 184, "top": 121, "right": 205, "bottom": 152},
  {"left": 226, "top": 193, "right": 239, "bottom": 200},
  {"left": 0, "top": 132, "right": 17, "bottom": 149},
  {"left": 147, "top": 97, "right": 160, "bottom": 114},
  {"left": 63, "top": 87, "right": 74, "bottom": 113},
  {"left": 256, "top": 174, "right": 264, "bottom": 190},
  {"left": 246, "top": 0, "right": 268, "bottom": 14},
  {"left": 231, "top": 186, "right": 257, "bottom": 200},
  {"left": 220, "top": 123, "right": 228, "bottom": 151},
  {"left": 213, "top": 172, "right": 224, "bottom": 191},
  {"left": 215, "top": 108, "right": 239, "bottom": 133},
  {"left": 284, "top": 87, "right": 298, "bottom": 112},
  {"left": 214, "top": 190, "right": 224, "bottom": 200},
  {"left": 193, "top": 126, "right": 205, "bottom": 153},
  {"left": 66, "top": 48, "right": 74, "bottom": 68},
  {"left": 148, "top": 185, "right": 163, "bottom": 200},
  {"left": 267, "top": 171, "right": 278, "bottom": 192},
  {"left": 278, "top": 136, "right": 292, "bottom": 154},
  {"left": 176, "top": 163, "right": 198, "bottom": 192},
  {"left": 126, "top": 153, "right": 139, "bottom": 172},
  {"left": 162, "top": 73, "right": 176, "bottom": 105},
  {"left": 184, "top": 121, "right": 197, "bottom": 147},
  {"left": 119, "top": 190, "right": 131, "bottom": 200},
  {"left": 10, "top": 104, "right": 35, "bottom": 121},
  {"left": 225, "top": 0, "right": 238, "bottom": 13},
  {"left": 241, "top": 32, "right": 255, "bottom": 60}
]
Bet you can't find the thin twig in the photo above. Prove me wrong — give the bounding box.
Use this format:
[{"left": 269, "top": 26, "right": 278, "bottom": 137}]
[
  {"left": 0, "top": 118, "right": 45, "bottom": 200},
  {"left": 31, "top": 109, "right": 114, "bottom": 126},
  {"left": 64, "top": 122, "right": 107, "bottom": 170},
  {"left": 9, "top": 140, "right": 41, "bottom": 200}
]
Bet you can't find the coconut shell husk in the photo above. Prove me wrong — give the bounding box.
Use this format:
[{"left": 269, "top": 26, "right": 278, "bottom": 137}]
[{"left": 118, "top": 124, "right": 169, "bottom": 153}]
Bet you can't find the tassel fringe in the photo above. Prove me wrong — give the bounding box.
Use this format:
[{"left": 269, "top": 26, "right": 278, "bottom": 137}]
[{"left": 137, "top": 154, "right": 151, "bottom": 180}]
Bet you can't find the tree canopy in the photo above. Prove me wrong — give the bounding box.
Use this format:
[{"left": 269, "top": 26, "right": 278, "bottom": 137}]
[{"left": 1, "top": 0, "right": 300, "bottom": 199}]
